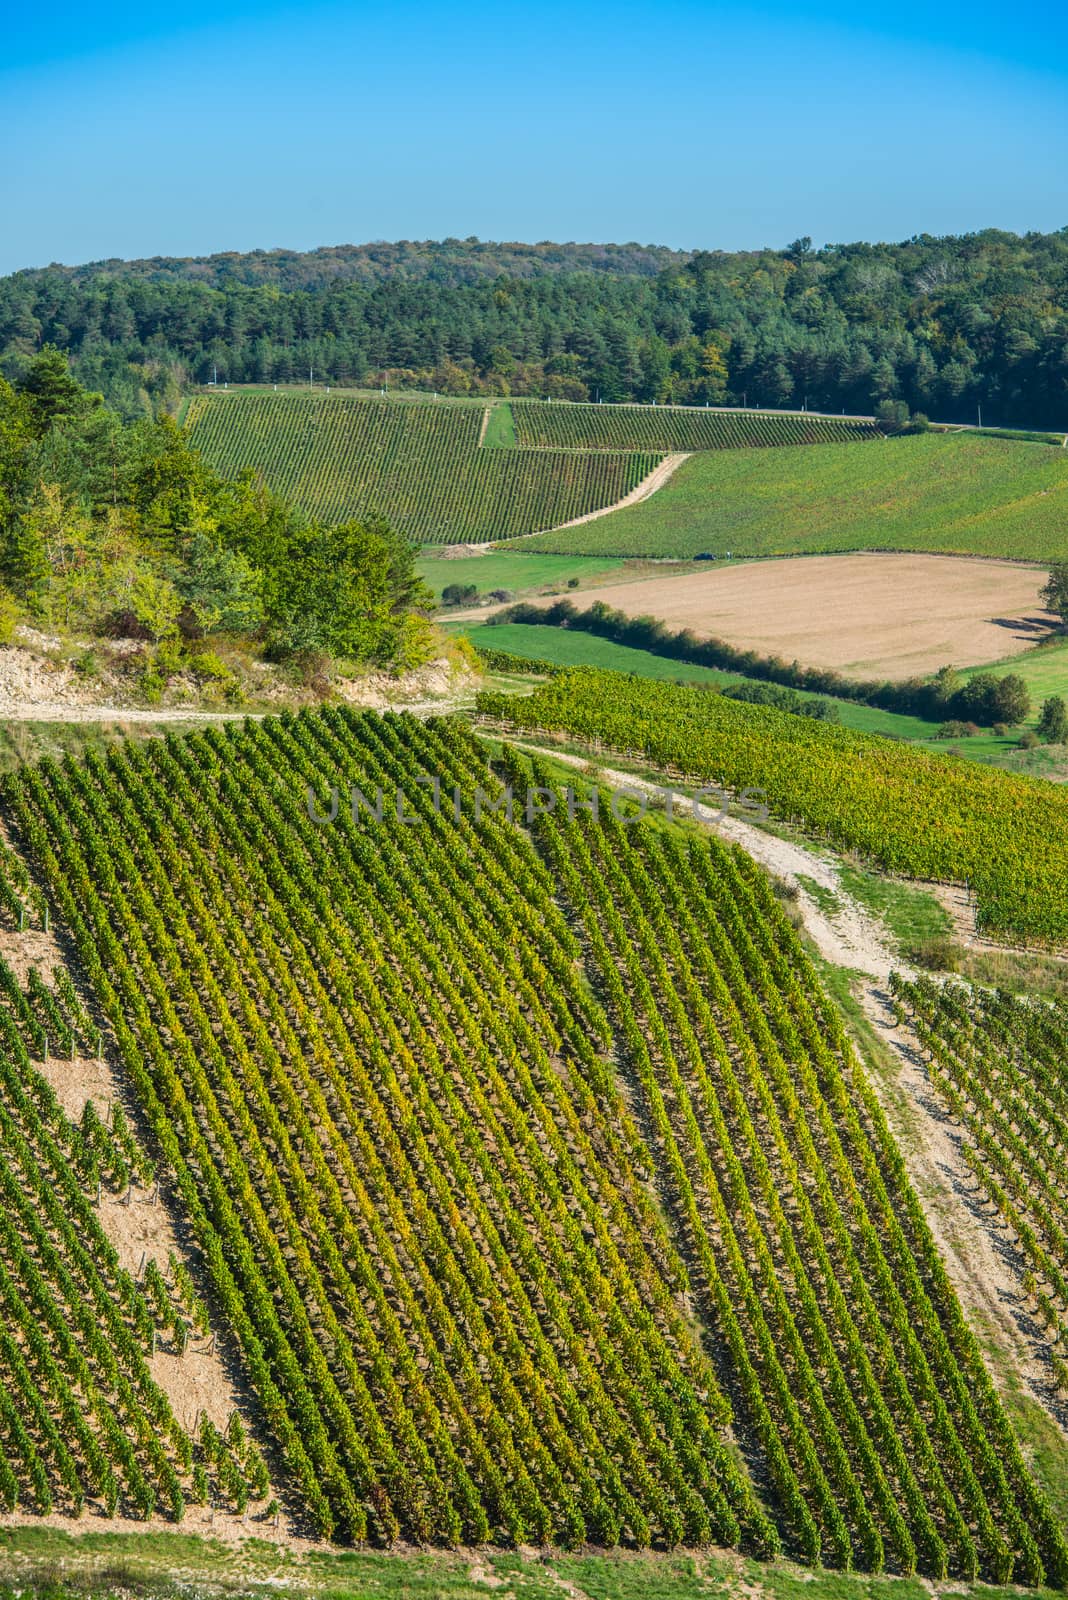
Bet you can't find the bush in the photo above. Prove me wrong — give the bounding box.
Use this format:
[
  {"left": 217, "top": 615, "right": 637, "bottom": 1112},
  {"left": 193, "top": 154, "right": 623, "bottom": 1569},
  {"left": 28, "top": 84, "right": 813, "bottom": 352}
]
[
  {"left": 908, "top": 934, "right": 965, "bottom": 973},
  {"left": 441, "top": 582, "right": 479, "bottom": 607},
  {"left": 937, "top": 720, "right": 976, "bottom": 739},
  {"left": 1018, "top": 729, "right": 1040, "bottom": 749},
  {"left": 875, "top": 399, "right": 910, "bottom": 433},
  {"left": 187, "top": 649, "right": 232, "bottom": 683},
  {"left": 0, "top": 588, "right": 19, "bottom": 646}
]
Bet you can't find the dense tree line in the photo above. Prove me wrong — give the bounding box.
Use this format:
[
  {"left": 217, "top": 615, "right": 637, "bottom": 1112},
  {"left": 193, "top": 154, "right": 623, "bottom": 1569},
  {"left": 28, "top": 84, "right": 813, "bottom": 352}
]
[
  {"left": 491, "top": 599, "right": 1034, "bottom": 726},
  {"left": 2, "top": 231, "right": 1067, "bottom": 427},
  {"left": 20, "top": 238, "right": 682, "bottom": 292},
  {"left": 0, "top": 350, "right": 431, "bottom": 665}
]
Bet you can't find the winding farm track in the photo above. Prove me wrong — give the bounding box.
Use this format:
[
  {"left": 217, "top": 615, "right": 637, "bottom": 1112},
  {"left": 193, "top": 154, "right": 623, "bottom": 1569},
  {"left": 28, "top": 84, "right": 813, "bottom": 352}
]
[
  {"left": 537, "top": 450, "right": 691, "bottom": 532},
  {"left": 452, "top": 451, "right": 691, "bottom": 553}
]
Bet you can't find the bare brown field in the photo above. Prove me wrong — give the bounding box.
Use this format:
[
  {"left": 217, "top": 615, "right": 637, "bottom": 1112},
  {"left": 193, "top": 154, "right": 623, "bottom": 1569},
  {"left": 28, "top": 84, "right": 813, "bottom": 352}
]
[{"left": 518, "top": 552, "right": 1055, "bottom": 678}]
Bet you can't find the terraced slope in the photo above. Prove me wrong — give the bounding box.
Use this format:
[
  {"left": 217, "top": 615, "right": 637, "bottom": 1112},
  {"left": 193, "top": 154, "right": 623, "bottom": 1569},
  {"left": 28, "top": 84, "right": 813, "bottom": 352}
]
[{"left": 184, "top": 392, "right": 658, "bottom": 542}]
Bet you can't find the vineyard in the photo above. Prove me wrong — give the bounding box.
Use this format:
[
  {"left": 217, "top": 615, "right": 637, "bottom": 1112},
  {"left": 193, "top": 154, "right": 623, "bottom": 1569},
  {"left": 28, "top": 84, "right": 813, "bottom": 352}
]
[
  {"left": 0, "top": 709, "right": 1064, "bottom": 1578},
  {"left": 509, "top": 431, "right": 1068, "bottom": 560},
  {"left": 510, "top": 401, "right": 878, "bottom": 452},
  {"left": 0, "top": 850, "right": 264, "bottom": 1521},
  {"left": 890, "top": 976, "right": 1068, "bottom": 1392},
  {"left": 183, "top": 392, "right": 658, "bottom": 541},
  {"left": 474, "top": 669, "right": 1068, "bottom": 946}
]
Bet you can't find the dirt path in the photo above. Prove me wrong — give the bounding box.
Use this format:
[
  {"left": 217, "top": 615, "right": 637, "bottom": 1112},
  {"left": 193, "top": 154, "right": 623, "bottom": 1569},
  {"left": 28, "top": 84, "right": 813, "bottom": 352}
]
[
  {"left": 508, "top": 743, "right": 901, "bottom": 978},
  {"left": 1, "top": 703, "right": 248, "bottom": 725},
  {"left": 452, "top": 451, "right": 691, "bottom": 555},
  {"left": 544, "top": 451, "right": 690, "bottom": 533}
]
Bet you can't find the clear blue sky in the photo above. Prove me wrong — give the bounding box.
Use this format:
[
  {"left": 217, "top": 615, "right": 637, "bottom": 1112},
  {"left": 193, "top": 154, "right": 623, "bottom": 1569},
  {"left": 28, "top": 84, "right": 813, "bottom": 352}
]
[{"left": 2, "top": 0, "right": 1066, "bottom": 274}]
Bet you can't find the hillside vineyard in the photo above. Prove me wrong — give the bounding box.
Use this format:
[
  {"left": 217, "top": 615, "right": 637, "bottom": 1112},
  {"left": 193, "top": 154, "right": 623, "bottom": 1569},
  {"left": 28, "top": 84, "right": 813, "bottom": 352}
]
[
  {"left": 183, "top": 393, "right": 659, "bottom": 540},
  {"left": 890, "top": 977, "right": 1068, "bottom": 1363},
  {"left": 475, "top": 669, "right": 1068, "bottom": 945},
  {"left": 182, "top": 392, "right": 877, "bottom": 542},
  {"left": 509, "top": 401, "right": 878, "bottom": 452},
  {"left": 1, "top": 709, "right": 1065, "bottom": 1580},
  {"left": 0, "top": 850, "right": 265, "bottom": 1519}
]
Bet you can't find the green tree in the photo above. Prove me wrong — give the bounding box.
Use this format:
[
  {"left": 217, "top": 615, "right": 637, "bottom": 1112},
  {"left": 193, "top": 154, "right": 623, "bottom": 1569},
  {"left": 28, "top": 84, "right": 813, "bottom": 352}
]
[
  {"left": 168, "top": 532, "right": 263, "bottom": 636},
  {"left": 1037, "top": 695, "right": 1068, "bottom": 743},
  {"left": 265, "top": 515, "right": 433, "bottom": 664},
  {"left": 931, "top": 665, "right": 963, "bottom": 704},
  {"left": 875, "top": 398, "right": 910, "bottom": 432},
  {"left": 991, "top": 673, "right": 1031, "bottom": 726},
  {"left": 0, "top": 510, "right": 49, "bottom": 601},
  {"left": 1041, "top": 564, "right": 1068, "bottom": 626},
  {"left": 17, "top": 345, "right": 100, "bottom": 437}
]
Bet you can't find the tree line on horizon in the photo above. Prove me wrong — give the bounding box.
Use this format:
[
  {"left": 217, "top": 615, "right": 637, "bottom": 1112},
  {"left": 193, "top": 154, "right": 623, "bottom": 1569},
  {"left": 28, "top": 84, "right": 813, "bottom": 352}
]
[{"left": 0, "top": 230, "right": 1065, "bottom": 428}]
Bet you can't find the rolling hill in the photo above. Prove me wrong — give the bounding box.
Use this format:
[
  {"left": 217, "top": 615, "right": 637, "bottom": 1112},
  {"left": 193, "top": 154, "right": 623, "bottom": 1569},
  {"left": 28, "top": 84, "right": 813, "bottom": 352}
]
[
  {"left": 183, "top": 391, "right": 660, "bottom": 542},
  {"left": 510, "top": 430, "right": 1068, "bottom": 560},
  {"left": 183, "top": 391, "right": 879, "bottom": 544}
]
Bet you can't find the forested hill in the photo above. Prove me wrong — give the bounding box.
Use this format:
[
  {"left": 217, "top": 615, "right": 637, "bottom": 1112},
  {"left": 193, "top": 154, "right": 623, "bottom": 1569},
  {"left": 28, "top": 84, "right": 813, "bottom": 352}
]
[
  {"left": 2, "top": 229, "right": 1066, "bottom": 428},
  {"left": 13, "top": 238, "right": 685, "bottom": 290}
]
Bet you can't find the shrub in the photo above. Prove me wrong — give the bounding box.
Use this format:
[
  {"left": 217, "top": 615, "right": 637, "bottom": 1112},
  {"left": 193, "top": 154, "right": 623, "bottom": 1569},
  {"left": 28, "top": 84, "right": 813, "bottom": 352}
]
[
  {"left": 0, "top": 588, "right": 18, "bottom": 646},
  {"left": 908, "top": 934, "right": 965, "bottom": 972},
  {"left": 1018, "top": 729, "right": 1040, "bottom": 749},
  {"left": 187, "top": 649, "right": 232, "bottom": 683}
]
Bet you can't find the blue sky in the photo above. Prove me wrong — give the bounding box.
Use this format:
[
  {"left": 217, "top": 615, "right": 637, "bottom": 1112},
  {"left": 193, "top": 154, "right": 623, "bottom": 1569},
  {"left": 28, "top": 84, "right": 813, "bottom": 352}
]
[{"left": 2, "top": 0, "right": 1066, "bottom": 274}]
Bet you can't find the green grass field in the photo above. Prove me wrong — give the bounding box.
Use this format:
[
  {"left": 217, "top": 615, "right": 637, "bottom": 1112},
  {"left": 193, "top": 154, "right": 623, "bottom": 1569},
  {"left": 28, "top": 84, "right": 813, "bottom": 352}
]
[
  {"left": 464, "top": 621, "right": 943, "bottom": 737},
  {"left": 417, "top": 549, "right": 627, "bottom": 598},
  {"left": 481, "top": 401, "right": 517, "bottom": 447},
  {"left": 507, "top": 432, "right": 1068, "bottom": 560},
  {"left": 961, "top": 634, "right": 1068, "bottom": 702}
]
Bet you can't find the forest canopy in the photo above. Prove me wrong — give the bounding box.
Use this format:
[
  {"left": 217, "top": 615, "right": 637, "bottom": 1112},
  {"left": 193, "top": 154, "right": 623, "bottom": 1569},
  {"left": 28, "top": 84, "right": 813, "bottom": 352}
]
[{"left": 2, "top": 229, "right": 1067, "bottom": 428}]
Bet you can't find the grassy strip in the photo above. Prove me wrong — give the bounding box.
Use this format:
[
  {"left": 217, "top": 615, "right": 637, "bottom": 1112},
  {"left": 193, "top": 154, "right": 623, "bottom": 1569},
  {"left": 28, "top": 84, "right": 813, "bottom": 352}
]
[
  {"left": 0, "top": 1508, "right": 1063, "bottom": 1600},
  {"left": 464, "top": 622, "right": 944, "bottom": 739},
  {"left": 417, "top": 550, "right": 625, "bottom": 598},
  {"left": 0, "top": 718, "right": 241, "bottom": 774},
  {"left": 481, "top": 402, "right": 516, "bottom": 448}
]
